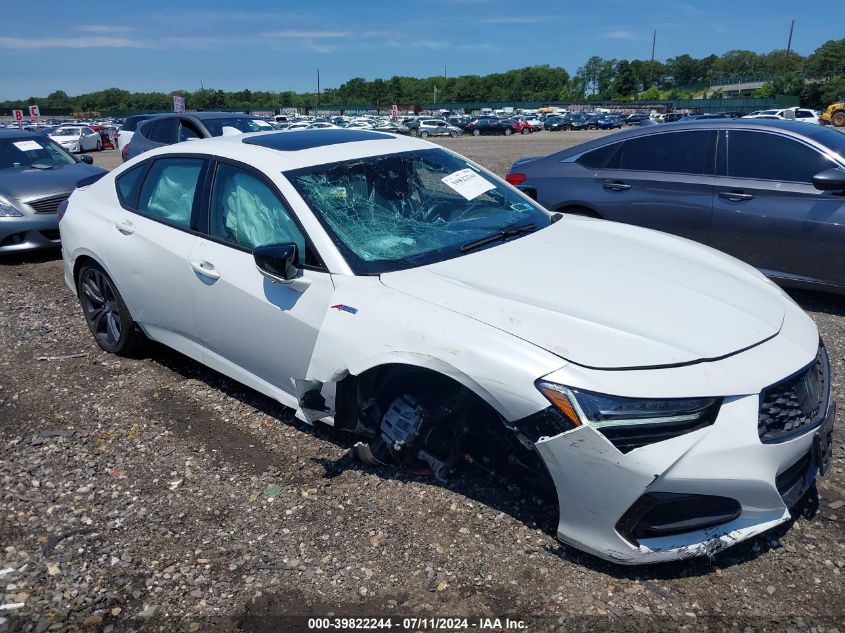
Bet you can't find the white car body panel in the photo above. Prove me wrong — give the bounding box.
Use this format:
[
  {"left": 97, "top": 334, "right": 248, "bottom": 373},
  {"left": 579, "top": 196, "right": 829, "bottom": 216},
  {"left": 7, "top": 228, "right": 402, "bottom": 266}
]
[
  {"left": 59, "top": 131, "right": 832, "bottom": 565},
  {"left": 303, "top": 275, "right": 564, "bottom": 422},
  {"left": 117, "top": 130, "right": 133, "bottom": 151},
  {"left": 382, "top": 218, "right": 785, "bottom": 369},
  {"left": 188, "top": 236, "right": 336, "bottom": 398}
]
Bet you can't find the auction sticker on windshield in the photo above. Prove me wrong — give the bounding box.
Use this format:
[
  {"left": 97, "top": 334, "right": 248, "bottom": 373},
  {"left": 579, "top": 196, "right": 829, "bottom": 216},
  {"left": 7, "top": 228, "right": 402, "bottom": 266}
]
[
  {"left": 441, "top": 168, "right": 496, "bottom": 200},
  {"left": 13, "top": 140, "right": 43, "bottom": 152}
]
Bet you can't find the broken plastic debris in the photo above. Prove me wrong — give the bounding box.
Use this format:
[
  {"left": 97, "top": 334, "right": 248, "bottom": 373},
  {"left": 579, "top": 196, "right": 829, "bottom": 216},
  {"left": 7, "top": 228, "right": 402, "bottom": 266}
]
[{"left": 263, "top": 484, "right": 281, "bottom": 499}]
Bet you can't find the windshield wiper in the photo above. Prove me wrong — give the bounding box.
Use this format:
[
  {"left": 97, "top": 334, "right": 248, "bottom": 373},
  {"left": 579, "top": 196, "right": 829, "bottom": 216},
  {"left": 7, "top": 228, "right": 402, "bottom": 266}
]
[{"left": 459, "top": 223, "right": 537, "bottom": 253}]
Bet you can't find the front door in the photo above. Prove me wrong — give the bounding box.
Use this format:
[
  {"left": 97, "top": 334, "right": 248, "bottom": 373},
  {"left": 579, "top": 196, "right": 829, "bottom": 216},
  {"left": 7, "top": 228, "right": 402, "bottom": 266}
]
[
  {"left": 709, "top": 129, "right": 845, "bottom": 289},
  {"left": 189, "top": 161, "right": 334, "bottom": 398}
]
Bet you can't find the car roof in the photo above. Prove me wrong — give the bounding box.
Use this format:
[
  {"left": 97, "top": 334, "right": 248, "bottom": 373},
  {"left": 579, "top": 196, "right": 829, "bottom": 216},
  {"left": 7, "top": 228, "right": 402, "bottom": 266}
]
[
  {"left": 550, "top": 119, "right": 842, "bottom": 158},
  {"left": 147, "top": 111, "right": 254, "bottom": 121},
  {"left": 120, "top": 129, "right": 434, "bottom": 172},
  {"left": 0, "top": 129, "right": 39, "bottom": 139}
]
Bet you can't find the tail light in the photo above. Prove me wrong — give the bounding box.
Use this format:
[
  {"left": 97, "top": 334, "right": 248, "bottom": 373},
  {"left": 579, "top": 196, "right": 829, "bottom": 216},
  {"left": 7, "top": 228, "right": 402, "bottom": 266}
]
[
  {"left": 121, "top": 143, "right": 129, "bottom": 161},
  {"left": 505, "top": 172, "right": 527, "bottom": 186},
  {"left": 57, "top": 199, "right": 69, "bottom": 221}
]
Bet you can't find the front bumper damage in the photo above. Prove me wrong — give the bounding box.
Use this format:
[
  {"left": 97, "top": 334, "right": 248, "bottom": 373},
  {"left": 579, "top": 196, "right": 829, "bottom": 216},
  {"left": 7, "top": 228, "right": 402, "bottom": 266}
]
[{"left": 533, "top": 396, "right": 835, "bottom": 564}]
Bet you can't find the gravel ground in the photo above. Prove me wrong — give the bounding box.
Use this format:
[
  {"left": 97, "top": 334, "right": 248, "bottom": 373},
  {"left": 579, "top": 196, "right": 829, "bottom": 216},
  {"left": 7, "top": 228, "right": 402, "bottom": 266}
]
[{"left": 1, "top": 130, "right": 844, "bottom": 633}]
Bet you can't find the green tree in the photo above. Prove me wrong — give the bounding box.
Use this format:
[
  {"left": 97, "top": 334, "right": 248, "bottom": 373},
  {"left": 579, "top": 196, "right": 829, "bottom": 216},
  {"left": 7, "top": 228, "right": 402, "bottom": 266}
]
[
  {"left": 806, "top": 38, "right": 845, "bottom": 78},
  {"left": 639, "top": 86, "right": 662, "bottom": 100}
]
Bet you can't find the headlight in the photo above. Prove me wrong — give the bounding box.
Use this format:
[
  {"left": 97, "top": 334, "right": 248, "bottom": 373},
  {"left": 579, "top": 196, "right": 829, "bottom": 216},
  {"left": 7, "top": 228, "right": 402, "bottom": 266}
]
[
  {"left": 0, "top": 198, "right": 24, "bottom": 217},
  {"left": 536, "top": 381, "right": 722, "bottom": 452}
]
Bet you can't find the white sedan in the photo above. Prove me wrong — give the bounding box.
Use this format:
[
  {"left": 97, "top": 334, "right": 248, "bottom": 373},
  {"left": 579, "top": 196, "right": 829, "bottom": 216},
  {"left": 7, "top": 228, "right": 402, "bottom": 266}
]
[
  {"left": 59, "top": 129, "right": 835, "bottom": 564},
  {"left": 49, "top": 126, "right": 102, "bottom": 153}
]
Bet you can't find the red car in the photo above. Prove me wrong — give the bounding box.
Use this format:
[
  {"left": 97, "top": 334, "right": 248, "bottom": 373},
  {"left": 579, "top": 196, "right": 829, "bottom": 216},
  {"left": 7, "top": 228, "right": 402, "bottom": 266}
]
[
  {"left": 502, "top": 117, "right": 533, "bottom": 135},
  {"left": 89, "top": 125, "right": 117, "bottom": 150}
]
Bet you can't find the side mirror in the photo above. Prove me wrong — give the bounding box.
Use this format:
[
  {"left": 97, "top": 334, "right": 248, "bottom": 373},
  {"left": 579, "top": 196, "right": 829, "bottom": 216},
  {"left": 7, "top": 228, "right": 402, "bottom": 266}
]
[
  {"left": 254, "top": 243, "right": 299, "bottom": 282},
  {"left": 79, "top": 155, "right": 94, "bottom": 164},
  {"left": 813, "top": 167, "right": 845, "bottom": 191}
]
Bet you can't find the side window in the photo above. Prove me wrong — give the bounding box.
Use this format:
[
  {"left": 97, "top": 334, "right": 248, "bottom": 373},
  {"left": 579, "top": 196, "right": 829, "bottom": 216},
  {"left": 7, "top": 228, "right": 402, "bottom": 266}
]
[
  {"left": 148, "top": 118, "right": 178, "bottom": 144},
  {"left": 115, "top": 163, "right": 148, "bottom": 208},
  {"left": 137, "top": 158, "right": 203, "bottom": 229},
  {"left": 178, "top": 120, "right": 201, "bottom": 142},
  {"left": 617, "top": 131, "right": 712, "bottom": 174},
  {"left": 209, "top": 163, "right": 311, "bottom": 265},
  {"left": 576, "top": 142, "right": 621, "bottom": 169},
  {"left": 727, "top": 131, "right": 832, "bottom": 183}
]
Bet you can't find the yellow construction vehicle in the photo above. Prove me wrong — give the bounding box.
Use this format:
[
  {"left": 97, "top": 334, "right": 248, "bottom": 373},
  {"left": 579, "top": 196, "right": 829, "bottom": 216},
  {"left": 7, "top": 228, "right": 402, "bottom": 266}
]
[{"left": 820, "top": 101, "right": 845, "bottom": 127}]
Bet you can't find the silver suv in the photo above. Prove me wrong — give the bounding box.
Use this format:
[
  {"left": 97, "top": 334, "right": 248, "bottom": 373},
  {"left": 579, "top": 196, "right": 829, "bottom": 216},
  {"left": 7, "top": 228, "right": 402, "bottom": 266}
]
[{"left": 415, "top": 119, "right": 462, "bottom": 138}]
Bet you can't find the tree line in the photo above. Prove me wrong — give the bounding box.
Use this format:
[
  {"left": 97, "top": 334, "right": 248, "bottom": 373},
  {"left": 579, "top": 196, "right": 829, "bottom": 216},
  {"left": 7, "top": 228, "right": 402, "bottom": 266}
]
[{"left": 2, "top": 38, "right": 843, "bottom": 115}]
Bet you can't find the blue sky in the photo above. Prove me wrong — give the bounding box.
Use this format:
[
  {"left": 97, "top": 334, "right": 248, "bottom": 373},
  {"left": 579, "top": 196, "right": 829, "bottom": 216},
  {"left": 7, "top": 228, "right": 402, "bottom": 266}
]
[{"left": 0, "top": 0, "right": 839, "bottom": 100}]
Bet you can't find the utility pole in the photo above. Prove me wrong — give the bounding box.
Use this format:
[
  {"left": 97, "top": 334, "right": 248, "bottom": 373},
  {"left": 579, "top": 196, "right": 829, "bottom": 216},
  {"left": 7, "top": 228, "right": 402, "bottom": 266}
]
[
  {"left": 444, "top": 65, "right": 447, "bottom": 79},
  {"left": 433, "top": 84, "right": 437, "bottom": 106},
  {"left": 316, "top": 69, "right": 320, "bottom": 115},
  {"left": 786, "top": 20, "right": 795, "bottom": 65},
  {"left": 651, "top": 30, "right": 656, "bottom": 62}
]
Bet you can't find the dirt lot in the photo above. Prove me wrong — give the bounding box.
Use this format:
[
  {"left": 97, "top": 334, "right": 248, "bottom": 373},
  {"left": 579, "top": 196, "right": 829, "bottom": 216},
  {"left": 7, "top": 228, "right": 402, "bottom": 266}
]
[{"left": 1, "top": 130, "right": 844, "bottom": 633}]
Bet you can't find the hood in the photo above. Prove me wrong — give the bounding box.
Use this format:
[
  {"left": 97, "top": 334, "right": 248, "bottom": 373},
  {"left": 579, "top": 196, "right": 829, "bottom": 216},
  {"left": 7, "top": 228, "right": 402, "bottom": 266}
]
[
  {"left": 380, "top": 218, "right": 785, "bottom": 370},
  {"left": 0, "top": 163, "right": 107, "bottom": 201}
]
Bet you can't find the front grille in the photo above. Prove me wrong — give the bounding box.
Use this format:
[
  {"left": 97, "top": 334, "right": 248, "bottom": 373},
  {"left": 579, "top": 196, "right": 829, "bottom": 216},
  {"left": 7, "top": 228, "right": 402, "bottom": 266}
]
[
  {"left": 27, "top": 193, "right": 70, "bottom": 214},
  {"left": 759, "top": 345, "right": 829, "bottom": 443}
]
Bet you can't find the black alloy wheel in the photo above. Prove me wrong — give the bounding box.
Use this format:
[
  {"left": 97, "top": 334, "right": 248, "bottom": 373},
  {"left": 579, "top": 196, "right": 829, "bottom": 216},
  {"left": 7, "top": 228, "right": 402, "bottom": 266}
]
[{"left": 78, "top": 264, "right": 144, "bottom": 355}]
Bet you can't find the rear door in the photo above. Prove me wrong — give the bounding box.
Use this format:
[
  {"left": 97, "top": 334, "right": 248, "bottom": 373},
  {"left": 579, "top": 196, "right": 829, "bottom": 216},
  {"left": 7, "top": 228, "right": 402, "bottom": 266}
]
[
  {"left": 709, "top": 129, "right": 845, "bottom": 288},
  {"left": 591, "top": 129, "right": 717, "bottom": 244},
  {"left": 105, "top": 155, "right": 207, "bottom": 356}
]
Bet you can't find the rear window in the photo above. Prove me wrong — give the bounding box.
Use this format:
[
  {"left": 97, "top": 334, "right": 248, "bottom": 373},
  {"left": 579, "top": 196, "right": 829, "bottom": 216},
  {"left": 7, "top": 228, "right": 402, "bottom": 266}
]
[
  {"left": 576, "top": 143, "right": 621, "bottom": 169},
  {"left": 121, "top": 115, "right": 154, "bottom": 132},
  {"left": 115, "top": 163, "right": 148, "bottom": 208}
]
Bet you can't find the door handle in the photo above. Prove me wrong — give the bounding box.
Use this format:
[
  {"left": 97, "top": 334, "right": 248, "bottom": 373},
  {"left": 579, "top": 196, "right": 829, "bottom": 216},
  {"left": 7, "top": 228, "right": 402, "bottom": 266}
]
[
  {"left": 718, "top": 191, "right": 754, "bottom": 201},
  {"left": 115, "top": 220, "right": 135, "bottom": 235},
  {"left": 190, "top": 260, "right": 221, "bottom": 280},
  {"left": 603, "top": 181, "right": 631, "bottom": 191}
]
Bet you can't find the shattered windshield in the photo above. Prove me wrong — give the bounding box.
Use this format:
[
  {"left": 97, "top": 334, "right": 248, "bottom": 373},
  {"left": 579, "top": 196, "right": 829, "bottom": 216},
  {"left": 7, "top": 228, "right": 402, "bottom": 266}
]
[{"left": 286, "top": 148, "right": 551, "bottom": 274}]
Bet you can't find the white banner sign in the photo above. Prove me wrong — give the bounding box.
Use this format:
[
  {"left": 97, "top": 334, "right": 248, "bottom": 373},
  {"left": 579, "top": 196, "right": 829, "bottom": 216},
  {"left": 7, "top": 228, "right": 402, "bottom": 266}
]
[{"left": 173, "top": 95, "right": 185, "bottom": 113}]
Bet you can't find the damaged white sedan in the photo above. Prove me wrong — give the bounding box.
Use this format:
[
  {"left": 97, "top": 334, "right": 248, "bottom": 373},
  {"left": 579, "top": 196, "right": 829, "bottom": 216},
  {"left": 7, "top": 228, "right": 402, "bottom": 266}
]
[{"left": 59, "top": 129, "right": 836, "bottom": 564}]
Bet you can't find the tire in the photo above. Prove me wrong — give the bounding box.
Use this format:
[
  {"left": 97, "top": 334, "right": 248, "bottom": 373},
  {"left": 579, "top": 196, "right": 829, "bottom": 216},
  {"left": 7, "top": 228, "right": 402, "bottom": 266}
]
[
  {"left": 420, "top": 131, "right": 429, "bottom": 138},
  {"left": 77, "top": 263, "right": 145, "bottom": 356},
  {"left": 504, "top": 127, "right": 513, "bottom": 136},
  {"left": 833, "top": 111, "right": 845, "bottom": 128},
  {"left": 96, "top": 140, "right": 102, "bottom": 151},
  {"left": 521, "top": 128, "right": 530, "bottom": 135},
  {"left": 409, "top": 129, "right": 418, "bottom": 137},
  {"left": 450, "top": 131, "right": 459, "bottom": 138},
  {"left": 472, "top": 129, "right": 480, "bottom": 136}
]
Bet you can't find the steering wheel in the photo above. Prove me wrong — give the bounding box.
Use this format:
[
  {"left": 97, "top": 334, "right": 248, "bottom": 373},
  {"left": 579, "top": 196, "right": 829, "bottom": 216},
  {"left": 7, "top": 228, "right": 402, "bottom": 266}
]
[{"left": 420, "top": 199, "right": 454, "bottom": 223}]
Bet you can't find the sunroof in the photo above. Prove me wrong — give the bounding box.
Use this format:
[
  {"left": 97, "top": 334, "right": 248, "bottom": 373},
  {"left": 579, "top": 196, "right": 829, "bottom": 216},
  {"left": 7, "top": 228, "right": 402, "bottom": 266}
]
[{"left": 242, "top": 129, "right": 396, "bottom": 151}]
